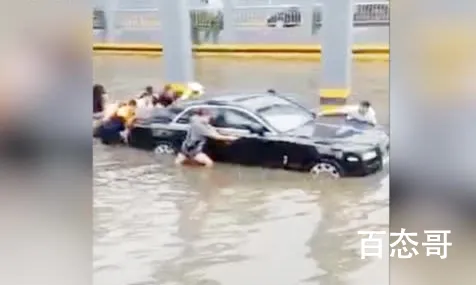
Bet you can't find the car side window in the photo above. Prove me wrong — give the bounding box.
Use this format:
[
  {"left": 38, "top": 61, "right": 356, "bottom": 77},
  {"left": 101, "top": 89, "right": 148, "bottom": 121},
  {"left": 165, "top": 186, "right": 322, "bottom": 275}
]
[
  {"left": 175, "top": 108, "right": 195, "bottom": 124},
  {"left": 175, "top": 107, "right": 215, "bottom": 124},
  {"left": 215, "top": 109, "right": 264, "bottom": 130}
]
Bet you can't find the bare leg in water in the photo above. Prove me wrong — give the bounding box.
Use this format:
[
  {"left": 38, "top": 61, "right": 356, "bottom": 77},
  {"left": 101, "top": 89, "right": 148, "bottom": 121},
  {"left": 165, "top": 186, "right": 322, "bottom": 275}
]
[
  {"left": 174, "top": 153, "right": 187, "bottom": 166},
  {"left": 193, "top": 152, "right": 214, "bottom": 167},
  {"left": 175, "top": 152, "right": 213, "bottom": 167}
]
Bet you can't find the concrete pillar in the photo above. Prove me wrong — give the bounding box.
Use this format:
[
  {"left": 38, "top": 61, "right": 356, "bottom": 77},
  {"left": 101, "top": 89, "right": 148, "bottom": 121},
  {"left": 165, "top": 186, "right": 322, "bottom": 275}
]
[
  {"left": 221, "top": 0, "right": 235, "bottom": 42},
  {"left": 319, "top": 0, "right": 353, "bottom": 112},
  {"left": 159, "top": 0, "right": 194, "bottom": 83},
  {"left": 104, "top": 0, "right": 117, "bottom": 42},
  {"left": 301, "top": 0, "right": 316, "bottom": 38}
]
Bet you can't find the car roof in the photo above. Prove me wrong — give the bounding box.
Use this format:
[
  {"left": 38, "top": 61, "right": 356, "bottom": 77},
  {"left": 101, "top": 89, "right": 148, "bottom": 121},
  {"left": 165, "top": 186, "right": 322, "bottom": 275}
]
[{"left": 177, "top": 92, "right": 296, "bottom": 113}]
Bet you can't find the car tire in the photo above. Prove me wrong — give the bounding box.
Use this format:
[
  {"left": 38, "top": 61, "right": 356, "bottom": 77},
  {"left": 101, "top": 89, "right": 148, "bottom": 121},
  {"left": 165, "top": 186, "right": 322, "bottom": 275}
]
[
  {"left": 309, "top": 159, "right": 344, "bottom": 179},
  {"left": 153, "top": 142, "right": 176, "bottom": 155}
]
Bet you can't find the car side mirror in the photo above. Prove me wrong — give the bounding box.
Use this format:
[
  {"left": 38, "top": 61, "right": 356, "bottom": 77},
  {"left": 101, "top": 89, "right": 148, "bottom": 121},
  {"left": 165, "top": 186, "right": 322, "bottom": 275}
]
[{"left": 246, "top": 125, "right": 266, "bottom": 136}]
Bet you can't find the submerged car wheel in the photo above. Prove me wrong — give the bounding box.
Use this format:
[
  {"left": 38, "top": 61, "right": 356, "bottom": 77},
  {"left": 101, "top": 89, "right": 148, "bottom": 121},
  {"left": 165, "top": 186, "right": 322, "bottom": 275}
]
[
  {"left": 275, "top": 20, "right": 285, "bottom": 28},
  {"left": 154, "top": 142, "right": 176, "bottom": 155},
  {"left": 310, "top": 160, "right": 343, "bottom": 179}
]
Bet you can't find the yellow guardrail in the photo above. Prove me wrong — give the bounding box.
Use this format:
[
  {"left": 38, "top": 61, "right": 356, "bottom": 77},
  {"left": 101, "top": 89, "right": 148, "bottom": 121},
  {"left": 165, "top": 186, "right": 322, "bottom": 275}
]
[{"left": 93, "top": 43, "right": 389, "bottom": 61}]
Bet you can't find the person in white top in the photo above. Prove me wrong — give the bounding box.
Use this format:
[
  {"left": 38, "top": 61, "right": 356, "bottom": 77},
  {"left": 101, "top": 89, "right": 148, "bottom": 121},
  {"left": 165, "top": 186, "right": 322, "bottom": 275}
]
[
  {"left": 346, "top": 101, "right": 378, "bottom": 126},
  {"left": 186, "top": 81, "right": 205, "bottom": 99},
  {"left": 136, "top": 86, "right": 155, "bottom": 108}
]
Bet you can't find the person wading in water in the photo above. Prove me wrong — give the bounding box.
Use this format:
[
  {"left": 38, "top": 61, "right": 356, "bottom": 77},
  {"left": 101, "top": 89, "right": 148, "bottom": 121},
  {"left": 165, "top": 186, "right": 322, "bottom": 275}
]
[{"left": 175, "top": 108, "right": 237, "bottom": 167}]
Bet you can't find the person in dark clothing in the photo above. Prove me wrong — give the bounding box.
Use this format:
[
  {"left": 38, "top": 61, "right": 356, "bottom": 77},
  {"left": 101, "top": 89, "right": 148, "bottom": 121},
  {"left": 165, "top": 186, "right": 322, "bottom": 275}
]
[
  {"left": 93, "top": 84, "right": 107, "bottom": 114},
  {"left": 97, "top": 115, "right": 126, "bottom": 145},
  {"left": 157, "top": 84, "right": 176, "bottom": 107},
  {"left": 157, "top": 94, "right": 174, "bottom": 107}
]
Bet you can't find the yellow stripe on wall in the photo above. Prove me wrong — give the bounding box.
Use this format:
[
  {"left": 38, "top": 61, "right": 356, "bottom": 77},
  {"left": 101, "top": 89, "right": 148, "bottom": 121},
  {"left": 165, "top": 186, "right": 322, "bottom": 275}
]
[
  {"left": 319, "top": 89, "right": 350, "bottom": 99},
  {"left": 92, "top": 43, "right": 389, "bottom": 61},
  {"left": 319, "top": 89, "right": 350, "bottom": 113},
  {"left": 93, "top": 43, "right": 389, "bottom": 52}
]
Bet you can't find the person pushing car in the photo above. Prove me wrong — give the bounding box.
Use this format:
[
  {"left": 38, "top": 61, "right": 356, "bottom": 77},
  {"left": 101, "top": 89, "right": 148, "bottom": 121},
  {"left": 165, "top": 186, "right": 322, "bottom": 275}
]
[
  {"left": 175, "top": 108, "right": 237, "bottom": 167},
  {"left": 346, "top": 101, "right": 378, "bottom": 126}
]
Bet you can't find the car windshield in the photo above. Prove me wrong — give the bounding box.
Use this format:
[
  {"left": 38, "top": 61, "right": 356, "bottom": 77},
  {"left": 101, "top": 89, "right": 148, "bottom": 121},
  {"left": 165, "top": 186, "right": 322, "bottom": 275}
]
[
  {"left": 258, "top": 104, "right": 314, "bottom": 132},
  {"left": 316, "top": 121, "right": 373, "bottom": 138},
  {"left": 288, "top": 119, "right": 371, "bottom": 139}
]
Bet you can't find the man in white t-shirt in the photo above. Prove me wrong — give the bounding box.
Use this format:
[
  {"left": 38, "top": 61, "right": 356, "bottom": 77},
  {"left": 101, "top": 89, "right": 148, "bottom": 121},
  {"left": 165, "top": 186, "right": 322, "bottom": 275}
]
[
  {"left": 136, "top": 86, "right": 155, "bottom": 108},
  {"left": 346, "top": 101, "right": 377, "bottom": 126}
]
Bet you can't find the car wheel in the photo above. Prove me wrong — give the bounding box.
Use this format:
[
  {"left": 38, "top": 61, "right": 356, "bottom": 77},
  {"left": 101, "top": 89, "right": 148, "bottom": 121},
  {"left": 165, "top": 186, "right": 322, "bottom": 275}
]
[
  {"left": 309, "top": 160, "right": 343, "bottom": 179},
  {"left": 153, "top": 142, "right": 176, "bottom": 155},
  {"left": 275, "top": 20, "right": 285, "bottom": 28}
]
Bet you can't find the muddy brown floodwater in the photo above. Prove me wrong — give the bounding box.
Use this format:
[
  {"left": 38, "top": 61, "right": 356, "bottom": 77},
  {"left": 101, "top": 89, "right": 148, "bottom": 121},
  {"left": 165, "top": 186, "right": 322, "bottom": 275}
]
[{"left": 93, "top": 56, "right": 389, "bottom": 285}]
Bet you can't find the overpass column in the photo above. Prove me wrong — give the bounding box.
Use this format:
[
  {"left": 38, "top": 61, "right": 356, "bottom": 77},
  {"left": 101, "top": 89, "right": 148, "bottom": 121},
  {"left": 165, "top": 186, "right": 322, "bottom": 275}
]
[
  {"left": 159, "top": 0, "right": 194, "bottom": 83},
  {"left": 319, "top": 0, "right": 353, "bottom": 112},
  {"left": 220, "top": 0, "right": 236, "bottom": 42},
  {"left": 104, "top": 0, "right": 118, "bottom": 42}
]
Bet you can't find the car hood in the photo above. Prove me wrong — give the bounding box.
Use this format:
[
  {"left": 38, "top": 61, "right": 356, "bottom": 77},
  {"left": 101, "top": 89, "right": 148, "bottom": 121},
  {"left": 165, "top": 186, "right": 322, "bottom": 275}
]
[
  {"left": 288, "top": 123, "right": 389, "bottom": 152},
  {"left": 325, "top": 129, "right": 389, "bottom": 152}
]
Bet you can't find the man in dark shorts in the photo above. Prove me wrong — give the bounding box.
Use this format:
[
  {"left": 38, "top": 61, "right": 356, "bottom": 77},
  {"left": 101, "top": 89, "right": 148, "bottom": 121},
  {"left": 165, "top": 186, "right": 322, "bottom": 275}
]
[
  {"left": 156, "top": 84, "right": 176, "bottom": 107},
  {"left": 175, "top": 109, "right": 237, "bottom": 167}
]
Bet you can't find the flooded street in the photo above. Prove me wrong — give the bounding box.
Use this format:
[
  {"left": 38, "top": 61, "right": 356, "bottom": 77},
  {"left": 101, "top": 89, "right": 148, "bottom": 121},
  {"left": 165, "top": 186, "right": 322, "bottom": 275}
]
[{"left": 93, "top": 56, "right": 389, "bottom": 285}]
